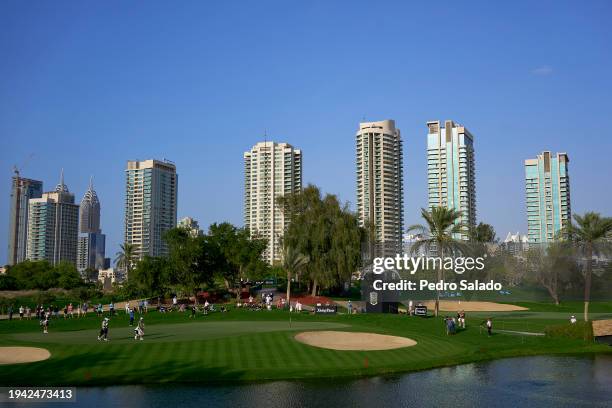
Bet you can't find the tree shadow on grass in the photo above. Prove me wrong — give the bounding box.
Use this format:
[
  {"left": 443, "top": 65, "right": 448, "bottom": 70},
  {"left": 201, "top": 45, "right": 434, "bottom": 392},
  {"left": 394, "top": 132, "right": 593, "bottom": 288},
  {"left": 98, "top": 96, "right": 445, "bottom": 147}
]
[{"left": 0, "top": 348, "right": 250, "bottom": 387}]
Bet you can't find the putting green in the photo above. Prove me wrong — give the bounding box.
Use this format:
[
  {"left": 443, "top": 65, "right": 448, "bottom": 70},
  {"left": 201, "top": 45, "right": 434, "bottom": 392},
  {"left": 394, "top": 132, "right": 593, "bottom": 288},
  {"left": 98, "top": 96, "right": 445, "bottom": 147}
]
[{"left": 9, "top": 321, "right": 350, "bottom": 344}]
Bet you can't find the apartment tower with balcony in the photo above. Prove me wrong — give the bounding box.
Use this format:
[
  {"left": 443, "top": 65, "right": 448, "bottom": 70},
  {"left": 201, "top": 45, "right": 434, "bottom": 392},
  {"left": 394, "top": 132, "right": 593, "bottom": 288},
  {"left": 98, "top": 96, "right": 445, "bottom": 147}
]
[
  {"left": 244, "top": 141, "right": 302, "bottom": 264},
  {"left": 356, "top": 120, "right": 404, "bottom": 256},
  {"left": 426, "top": 120, "right": 476, "bottom": 240}
]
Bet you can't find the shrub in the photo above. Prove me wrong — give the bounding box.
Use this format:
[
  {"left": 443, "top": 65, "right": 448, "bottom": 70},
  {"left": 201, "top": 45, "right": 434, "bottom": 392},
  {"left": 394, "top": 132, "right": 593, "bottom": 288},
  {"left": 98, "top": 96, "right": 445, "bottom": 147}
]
[{"left": 545, "top": 321, "right": 593, "bottom": 342}]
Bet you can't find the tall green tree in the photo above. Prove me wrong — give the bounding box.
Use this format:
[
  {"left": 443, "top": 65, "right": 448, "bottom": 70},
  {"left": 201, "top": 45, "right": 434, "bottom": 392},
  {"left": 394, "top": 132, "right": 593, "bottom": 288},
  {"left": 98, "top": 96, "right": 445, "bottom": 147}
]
[
  {"left": 525, "top": 242, "right": 577, "bottom": 305},
  {"left": 566, "top": 212, "right": 612, "bottom": 321},
  {"left": 208, "top": 223, "right": 268, "bottom": 300},
  {"left": 131, "top": 256, "right": 170, "bottom": 300},
  {"left": 407, "top": 207, "right": 468, "bottom": 317},
  {"left": 470, "top": 222, "right": 497, "bottom": 243},
  {"left": 55, "top": 261, "right": 83, "bottom": 289},
  {"left": 164, "top": 228, "right": 217, "bottom": 304},
  {"left": 280, "top": 185, "right": 364, "bottom": 296},
  {"left": 115, "top": 243, "right": 138, "bottom": 278},
  {"left": 282, "top": 243, "right": 309, "bottom": 304}
]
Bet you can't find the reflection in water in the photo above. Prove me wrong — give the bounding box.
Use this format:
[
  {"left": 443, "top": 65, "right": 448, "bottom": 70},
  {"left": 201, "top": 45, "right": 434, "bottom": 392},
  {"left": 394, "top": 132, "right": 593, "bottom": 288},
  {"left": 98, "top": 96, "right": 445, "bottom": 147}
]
[{"left": 10, "top": 355, "right": 612, "bottom": 408}]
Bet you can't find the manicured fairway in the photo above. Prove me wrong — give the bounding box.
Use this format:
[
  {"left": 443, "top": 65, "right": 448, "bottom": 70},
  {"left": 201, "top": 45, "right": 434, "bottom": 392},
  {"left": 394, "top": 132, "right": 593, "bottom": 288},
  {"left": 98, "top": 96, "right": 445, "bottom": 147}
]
[{"left": 0, "top": 309, "right": 609, "bottom": 386}]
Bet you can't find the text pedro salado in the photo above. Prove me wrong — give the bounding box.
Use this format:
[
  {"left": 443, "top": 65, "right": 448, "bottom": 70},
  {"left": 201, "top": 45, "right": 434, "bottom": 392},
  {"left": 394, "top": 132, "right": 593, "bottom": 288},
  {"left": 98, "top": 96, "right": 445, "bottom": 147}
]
[{"left": 370, "top": 254, "right": 503, "bottom": 292}]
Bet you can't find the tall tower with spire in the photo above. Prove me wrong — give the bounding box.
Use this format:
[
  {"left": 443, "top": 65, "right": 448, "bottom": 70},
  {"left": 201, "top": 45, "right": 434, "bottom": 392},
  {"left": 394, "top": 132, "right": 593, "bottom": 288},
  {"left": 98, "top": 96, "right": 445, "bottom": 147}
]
[
  {"left": 77, "top": 176, "right": 106, "bottom": 274},
  {"left": 79, "top": 177, "right": 101, "bottom": 233}
]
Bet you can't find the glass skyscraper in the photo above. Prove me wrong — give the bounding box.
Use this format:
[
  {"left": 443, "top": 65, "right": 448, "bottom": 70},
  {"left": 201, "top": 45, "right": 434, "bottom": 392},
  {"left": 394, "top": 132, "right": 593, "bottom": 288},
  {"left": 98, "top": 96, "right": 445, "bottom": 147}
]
[
  {"left": 7, "top": 172, "right": 43, "bottom": 265},
  {"left": 26, "top": 172, "right": 79, "bottom": 265},
  {"left": 525, "top": 151, "right": 571, "bottom": 243},
  {"left": 124, "top": 159, "right": 178, "bottom": 260},
  {"left": 77, "top": 177, "right": 106, "bottom": 272},
  {"left": 426, "top": 120, "right": 476, "bottom": 240}
]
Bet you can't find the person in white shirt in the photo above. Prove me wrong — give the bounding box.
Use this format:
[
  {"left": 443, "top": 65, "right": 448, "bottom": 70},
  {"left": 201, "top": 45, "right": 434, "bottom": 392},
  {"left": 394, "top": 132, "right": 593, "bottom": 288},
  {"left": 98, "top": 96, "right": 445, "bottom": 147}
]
[
  {"left": 98, "top": 318, "right": 110, "bottom": 341},
  {"left": 570, "top": 315, "right": 577, "bottom": 324}
]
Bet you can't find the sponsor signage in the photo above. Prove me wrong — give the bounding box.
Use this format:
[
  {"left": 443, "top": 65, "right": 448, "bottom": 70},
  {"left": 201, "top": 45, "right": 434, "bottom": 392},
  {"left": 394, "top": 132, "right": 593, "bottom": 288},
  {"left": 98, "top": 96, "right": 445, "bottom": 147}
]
[
  {"left": 414, "top": 305, "right": 428, "bottom": 317},
  {"left": 315, "top": 305, "right": 337, "bottom": 314}
]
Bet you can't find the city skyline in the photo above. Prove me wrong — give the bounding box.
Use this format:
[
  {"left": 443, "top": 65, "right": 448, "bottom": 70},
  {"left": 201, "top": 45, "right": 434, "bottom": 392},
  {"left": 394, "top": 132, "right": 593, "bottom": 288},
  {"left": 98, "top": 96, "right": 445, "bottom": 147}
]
[{"left": 2, "top": 1, "right": 612, "bottom": 265}]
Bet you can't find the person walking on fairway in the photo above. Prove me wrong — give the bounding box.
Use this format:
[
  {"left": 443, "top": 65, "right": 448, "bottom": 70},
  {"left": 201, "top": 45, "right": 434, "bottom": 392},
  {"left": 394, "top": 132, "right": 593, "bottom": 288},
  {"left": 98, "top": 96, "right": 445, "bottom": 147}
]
[
  {"left": 42, "top": 315, "right": 49, "bottom": 334},
  {"left": 485, "top": 318, "right": 493, "bottom": 336},
  {"left": 98, "top": 317, "right": 110, "bottom": 341},
  {"left": 129, "top": 308, "right": 135, "bottom": 326},
  {"left": 134, "top": 317, "right": 145, "bottom": 340},
  {"left": 458, "top": 310, "right": 466, "bottom": 329}
]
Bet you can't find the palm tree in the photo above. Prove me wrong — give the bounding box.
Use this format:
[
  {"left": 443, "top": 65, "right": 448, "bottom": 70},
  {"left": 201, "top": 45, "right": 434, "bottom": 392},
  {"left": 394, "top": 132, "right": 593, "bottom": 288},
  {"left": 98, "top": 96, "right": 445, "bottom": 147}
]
[
  {"left": 282, "top": 244, "right": 309, "bottom": 306},
  {"left": 566, "top": 212, "right": 612, "bottom": 321},
  {"left": 407, "top": 207, "right": 468, "bottom": 317},
  {"left": 115, "top": 243, "right": 137, "bottom": 279}
]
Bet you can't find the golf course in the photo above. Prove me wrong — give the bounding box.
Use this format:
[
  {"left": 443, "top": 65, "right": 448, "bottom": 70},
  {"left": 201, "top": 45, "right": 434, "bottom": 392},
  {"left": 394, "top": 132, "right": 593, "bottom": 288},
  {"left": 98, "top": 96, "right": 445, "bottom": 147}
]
[{"left": 1, "top": 305, "right": 611, "bottom": 386}]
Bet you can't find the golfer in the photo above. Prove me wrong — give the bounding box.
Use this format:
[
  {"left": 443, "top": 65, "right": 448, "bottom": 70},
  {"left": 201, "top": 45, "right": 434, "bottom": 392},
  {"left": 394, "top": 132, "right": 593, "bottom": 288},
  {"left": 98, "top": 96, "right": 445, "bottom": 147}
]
[
  {"left": 458, "top": 310, "right": 466, "bottom": 329},
  {"left": 98, "top": 317, "right": 110, "bottom": 341},
  {"left": 134, "top": 317, "right": 145, "bottom": 340},
  {"left": 42, "top": 315, "right": 49, "bottom": 334},
  {"left": 485, "top": 318, "right": 493, "bottom": 336}
]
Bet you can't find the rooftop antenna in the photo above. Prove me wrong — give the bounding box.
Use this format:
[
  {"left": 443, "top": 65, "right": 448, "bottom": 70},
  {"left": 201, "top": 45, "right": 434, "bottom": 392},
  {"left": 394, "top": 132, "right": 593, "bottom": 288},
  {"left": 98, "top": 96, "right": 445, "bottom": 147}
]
[{"left": 89, "top": 175, "right": 93, "bottom": 190}]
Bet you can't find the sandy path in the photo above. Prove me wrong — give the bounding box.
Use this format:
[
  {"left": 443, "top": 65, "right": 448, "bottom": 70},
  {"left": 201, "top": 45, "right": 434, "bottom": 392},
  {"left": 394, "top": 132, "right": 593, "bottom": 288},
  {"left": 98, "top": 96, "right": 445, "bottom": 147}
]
[
  {"left": 0, "top": 347, "right": 51, "bottom": 364},
  {"left": 295, "top": 331, "right": 417, "bottom": 350},
  {"left": 418, "top": 300, "right": 527, "bottom": 312}
]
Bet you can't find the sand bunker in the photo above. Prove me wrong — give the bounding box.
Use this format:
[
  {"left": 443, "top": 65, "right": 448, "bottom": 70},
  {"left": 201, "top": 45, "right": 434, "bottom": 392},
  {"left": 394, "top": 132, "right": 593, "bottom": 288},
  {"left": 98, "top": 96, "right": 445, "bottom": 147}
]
[
  {"left": 295, "top": 331, "right": 416, "bottom": 350},
  {"left": 0, "top": 347, "right": 51, "bottom": 365},
  {"left": 420, "top": 300, "right": 527, "bottom": 312}
]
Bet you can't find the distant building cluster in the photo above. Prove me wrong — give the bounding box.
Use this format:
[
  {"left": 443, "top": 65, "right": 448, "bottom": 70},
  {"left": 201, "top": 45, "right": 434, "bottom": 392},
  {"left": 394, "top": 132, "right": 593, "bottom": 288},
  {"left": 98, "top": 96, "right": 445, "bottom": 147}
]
[
  {"left": 7, "top": 169, "right": 111, "bottom": 280},
  {"left": 6, "top": 119, "right": 573, "bottom": 270}
]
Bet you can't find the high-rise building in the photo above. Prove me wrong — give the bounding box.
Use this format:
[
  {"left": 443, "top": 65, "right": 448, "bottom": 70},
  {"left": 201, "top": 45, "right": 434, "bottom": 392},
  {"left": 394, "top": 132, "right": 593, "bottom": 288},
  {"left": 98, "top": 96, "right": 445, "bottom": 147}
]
[
  {"left": 77, "top": 177, "right": 106, "bottom": 272},
  {"left": 7, "top": 170, "right": 43, "bottom": 265},
  {"left": 124, "top": 159, "right": 178, "bottom": 260},
  {"left": 26, "top": 171, "right": 79, "bottom": 265},
  {"left": 525, "top": 151, "right": 571, "bottom": 243},
  {"left": 426, "top": 120, "right": 476, "bottom": 240},
  {"left": 77, "top": 233, "right": 106, "bottom": 272},
  {"left": 502, "top": 231, "right": 529, "bottom": 255},
  {"left": 356, "top": 120, "right": 404, "bottom": 256},
  {"left": 79, "top": 177, "right": 100, "bottom": 234},
  {"left": 178, "top": 217, "right": 203, "bottom": 237},
  {"left": 244, "top": 141, "right": 302, "bottom": 264}
]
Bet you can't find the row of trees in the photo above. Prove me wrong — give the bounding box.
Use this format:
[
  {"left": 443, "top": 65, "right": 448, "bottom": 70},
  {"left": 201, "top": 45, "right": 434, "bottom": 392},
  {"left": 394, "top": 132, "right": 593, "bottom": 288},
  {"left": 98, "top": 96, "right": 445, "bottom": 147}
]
[
  {"left": 0, "top": 260, "right": 84, "bottom": 291},
  {"left": 407, "top": 206, "right": 612, "bottom": 320},
  {"left": 120, "top": 224, "right": 269, "bottom": 303}
]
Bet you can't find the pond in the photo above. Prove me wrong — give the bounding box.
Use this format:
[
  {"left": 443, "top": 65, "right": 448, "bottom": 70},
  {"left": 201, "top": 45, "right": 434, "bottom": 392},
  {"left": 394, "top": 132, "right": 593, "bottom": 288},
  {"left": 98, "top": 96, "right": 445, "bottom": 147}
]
[{"left": 7, "top": 355, "right": 612, "bottom": 407}]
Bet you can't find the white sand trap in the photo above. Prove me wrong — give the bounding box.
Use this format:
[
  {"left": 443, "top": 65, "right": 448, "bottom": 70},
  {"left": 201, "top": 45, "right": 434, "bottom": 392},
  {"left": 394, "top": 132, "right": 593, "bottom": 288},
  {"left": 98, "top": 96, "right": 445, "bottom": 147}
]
[
  {"left": 0, "top": 347, "right": 51, "bottom": 365},
  {"left": 421, "top": 300, "right": 527, "bottom": 312},
  {"left": 295, "top": 331, "right": 416, "bottom": 351}
]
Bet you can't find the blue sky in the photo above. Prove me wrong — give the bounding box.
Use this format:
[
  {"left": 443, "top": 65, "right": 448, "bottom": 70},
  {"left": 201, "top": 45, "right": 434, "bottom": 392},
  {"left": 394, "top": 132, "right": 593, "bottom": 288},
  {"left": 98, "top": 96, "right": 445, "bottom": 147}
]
[{"left": 1, "top": 1, "right": 611, "bottom": 265}]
